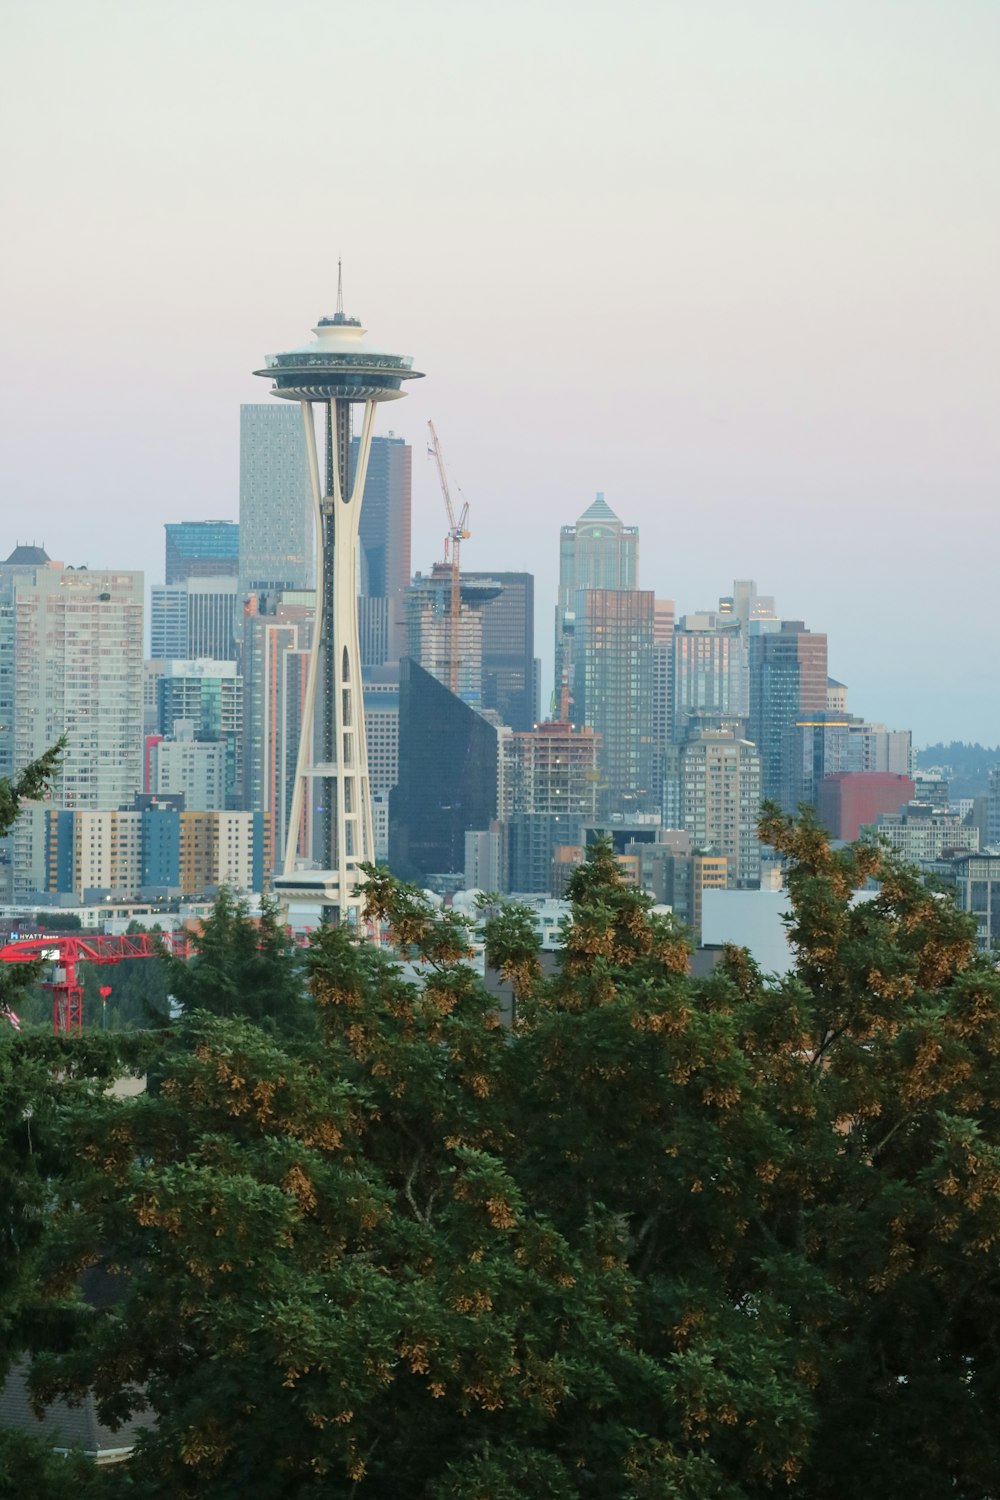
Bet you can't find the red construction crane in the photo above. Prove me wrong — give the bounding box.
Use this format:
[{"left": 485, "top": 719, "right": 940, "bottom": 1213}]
[
  {"left": 0, "top": 931, "right": 189, "bottom": 1035},
  {"left": 427, "top": 420, "right": 470, "bottom": 695}
]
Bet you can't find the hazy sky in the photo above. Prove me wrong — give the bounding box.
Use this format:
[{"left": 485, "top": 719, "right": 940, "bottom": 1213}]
[{"left": 2, "top": 1, "right": 998, "bottom": 745}]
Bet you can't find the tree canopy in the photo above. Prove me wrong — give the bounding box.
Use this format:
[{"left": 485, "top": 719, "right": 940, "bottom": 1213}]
[{"left": 6, "top": 813, "right": 1000, "bottom": 1496}]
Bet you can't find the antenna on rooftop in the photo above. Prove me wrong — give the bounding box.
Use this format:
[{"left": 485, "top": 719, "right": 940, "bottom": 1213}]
[{"left": 336, "top": 258, "right": 344, "bottom": 316}]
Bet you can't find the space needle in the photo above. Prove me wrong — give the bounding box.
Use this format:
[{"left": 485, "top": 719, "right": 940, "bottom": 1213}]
[{"left": 255, "top": 271, "right": 423, "bottom": 922}]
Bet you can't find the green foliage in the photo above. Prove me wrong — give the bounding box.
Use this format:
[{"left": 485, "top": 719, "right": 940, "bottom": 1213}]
[
  {"left": 0, "top": 1428, "right": 109, "bottom": 1500},
  {"left": 0, "top": 739, "right": 65, "bottom": 840},
  {"left": 916, "top": 740, "right": 999, "bottom": 798},
  {"left": 12, "top": 821, "right": 1000, "bottom": 1495},
  {"left": 161, "top": 890, "right": 313, "bottom": 1038},
  {"left": 0, "top": 742, "right": 66, "bottom": 1032}
]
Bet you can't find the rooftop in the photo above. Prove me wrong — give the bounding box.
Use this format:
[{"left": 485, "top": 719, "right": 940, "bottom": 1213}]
[{"left": 4, "top": 543, "right": 49, "bottom": 565}]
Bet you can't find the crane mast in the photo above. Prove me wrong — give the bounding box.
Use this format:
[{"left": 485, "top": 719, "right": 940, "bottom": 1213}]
[
  {"left": 0, "top": 931, "right": 189, "bottom": 1034},
  {"left": 427, "top": 420, "right": 470, "bottom": 695}
]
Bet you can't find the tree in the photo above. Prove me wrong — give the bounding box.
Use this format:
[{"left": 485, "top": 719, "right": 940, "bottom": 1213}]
[
  {"left": 160, "top": 890, "right": 313, "bottom": 1038},
  {"left": 25, "top": 822, "right": 1000, "bottom": 1497},
  {"left": 0, "top": 742, "right": 152, "bottom": 1488},
  {"left": 0, "top": 741, "right": 66, "bottom": 1032}
]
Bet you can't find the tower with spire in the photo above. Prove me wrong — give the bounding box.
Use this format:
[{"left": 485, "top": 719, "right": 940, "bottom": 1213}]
[
  {"left": 554, "top": 492, "right": 639, "bottom": 712},
  {"left": 254, "top": 278, "right": 423, "bottom": 921}
]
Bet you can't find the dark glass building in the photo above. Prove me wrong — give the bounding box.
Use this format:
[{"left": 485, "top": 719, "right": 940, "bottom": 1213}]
[
  {"left": 748, "top": 621, "right": 828, "bottom": 805},
  {"left": 389, "top": 659, "right": 500, "bottom": 884},
  {"left": 463, "top": 571, "right": 535, "bottom": 731},
  {"left": 351, "top": 434, "right": 411, "bottom": 664},
  {"left": 165, "top": 521, "right": 239, "bottom": 584}
]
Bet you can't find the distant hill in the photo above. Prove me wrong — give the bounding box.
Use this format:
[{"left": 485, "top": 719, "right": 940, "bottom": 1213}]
[{"left": 916, "top": 742, "right": 1000, "bottom": 800}]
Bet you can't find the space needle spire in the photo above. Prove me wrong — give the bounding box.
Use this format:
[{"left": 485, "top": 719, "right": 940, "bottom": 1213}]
[{"left": 254, "top": 284, "right": 423, "bottom": 923}]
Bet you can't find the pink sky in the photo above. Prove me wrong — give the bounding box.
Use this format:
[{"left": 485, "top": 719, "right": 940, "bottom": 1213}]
[{"left": 2, "top": 0, "right": 998, "bottom": 743}]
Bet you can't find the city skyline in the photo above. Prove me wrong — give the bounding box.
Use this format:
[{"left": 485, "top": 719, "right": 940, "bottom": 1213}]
[{"left": 3, "top": 2, "right": 999, "bottom": 744}]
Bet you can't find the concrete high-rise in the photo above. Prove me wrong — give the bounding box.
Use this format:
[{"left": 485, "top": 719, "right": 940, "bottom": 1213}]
[
  {"left": 555, "top": 494, "right": 638, "bottom": 709},
  {"left": 405, "top": 567, "right": 500, "bottom": 710},
  {"left": 238, "top": 404, "right": 314, "bottom": 603},
  {"left": 505, "top": 719, "right": 600, "bottom": 892},
  {"left": 13, "top": 562, "right": 144, "bottom": 811},
  {"left": 651, "top": 599, "right": 675, "bottom": 805},
  {"left": 254, "top": 280, "right": 422, "bottom": 919},
  {"left": 241, "top": 592, "right": 315, "bottom": 883},
  {"left": 665, "top": 728, "right": 762, "bottom": 888}
]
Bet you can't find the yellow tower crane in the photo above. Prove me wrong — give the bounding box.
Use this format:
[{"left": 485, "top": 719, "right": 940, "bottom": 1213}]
[{"left": 426, "top": 419, "right": 470, "bottom": 695}]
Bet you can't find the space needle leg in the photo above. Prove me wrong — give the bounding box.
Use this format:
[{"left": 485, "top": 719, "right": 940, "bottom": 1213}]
[{"left": 282, "top": 401, "right": 325, "bottom": 877}]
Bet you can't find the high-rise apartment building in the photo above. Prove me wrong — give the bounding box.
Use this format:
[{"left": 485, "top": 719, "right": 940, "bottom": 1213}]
[
  {"left": 238, "top": 405, "right": 314, "bottom": 602},
  {"left": 13, "top": 564, "right": 144, "bottom": 812},
  {"left": 164, "top": 521, "right": 239, "bottom": 584},
  {"left": 748, "top": 620, "right": 828, "bottom": 805},
  {"left": 987, "top": 766, "right": 1000, "bottom": 847},
  {"left": 505, "top": 719, "right": 600, "bottom": 892},
  {"left": 651, "top": 599, "right": 675, "bottom": 805},
  {"left": 241, "top": 592, "right": 315, "bottom": 879},
  {"left": 464, "top": 571, "right": 535, "bottom": 731},
  {"left": 405, "top": 567, "right": 500, "bottom": 709},
  {"left": 665, "top": 728, "right": 762, "bottom": 888},
  {"left": 157, "top": 659, "right": 243, "bottom": 808},
  {"left": 150, "top": 725, "right": 228, "bottom": 811},
  {"left": 363, "top": 669, "right": 400, "bottom": 799},
  {"left": 555, "top": 494, "right": 638, "bottom": 707},
  {"left": 572, "top": 588, "right": 655, "bottom": 816},
  {"left": 0, "top": 544, "right": 48, "bottom": 786}
]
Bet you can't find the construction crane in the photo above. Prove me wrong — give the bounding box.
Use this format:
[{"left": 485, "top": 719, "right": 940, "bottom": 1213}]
[
  {"left": 426, "top": 420, "right": 470, "bottom": 695},
  {"left": 0, "top": 931, "right": 189, "bottom": 1035}
]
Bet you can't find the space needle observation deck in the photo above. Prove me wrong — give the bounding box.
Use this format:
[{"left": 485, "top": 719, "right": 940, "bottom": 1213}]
[{"left": 254, "top": 275, "right": 423, "bottom": 922}]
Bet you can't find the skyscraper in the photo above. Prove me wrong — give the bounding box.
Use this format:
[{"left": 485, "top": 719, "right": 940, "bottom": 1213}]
[
  {"left": 238, "top": 404, "right": 314, "bottom": 603},
  {"left": 150, "top": 578, "right": 238, "bottom": 662},
  {"left": 13, "top": 563, "right": 144, "bottom": 811},
  {"left": 748, "top": 621, "right": 828, "bottom": 805},
  {"left": 651, "top": 598, "right": 675, "bottom": 808},
  {"left": 464, "top": 571, "right": 535, "bottom": 731},
  {"left": 240, "top": 592, "right": 315, "bottom": 882},
  {"left": 254, "top": 281, "right": 422, "bottom": 919},
  {"left": 389, "top": 659, "right": 501, "bottom": 884},
  {"left": 165, "top": 521, "right": 239, "bottom": 584},
  {"left": 665, "top": 728, "right": 762, "bottom": 887},
  {"left": 782, "top": 713, "right": 912, "bottom": 813},
  {"left": 404, "top": 567, "right": 500, "bottom": 709},
  {"left": 555, "top": 494, "right": 638, "bottom": 708},
  {"left": 572, "top": 588, "right": 655, "bottom": 817},
  {"left": 672, "top": 612, "right": 749, "bottom": 742},
  {"left": 353, "top": 433, "right": 411, "bottom": 663},
  {"left": 505, "top": 719, "right": 600, "bottom": 892}
]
